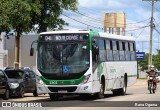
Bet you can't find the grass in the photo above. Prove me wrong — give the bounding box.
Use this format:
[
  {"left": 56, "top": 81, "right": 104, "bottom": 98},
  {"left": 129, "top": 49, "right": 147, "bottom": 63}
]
[{"left": 137, "top": 78, "right": 147, "bottom": 80}]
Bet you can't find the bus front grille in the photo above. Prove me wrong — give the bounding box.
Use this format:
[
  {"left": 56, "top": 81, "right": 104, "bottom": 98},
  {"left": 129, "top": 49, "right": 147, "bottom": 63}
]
[{"left": 48, "top": 87, "right": 77, "bottom": 92}]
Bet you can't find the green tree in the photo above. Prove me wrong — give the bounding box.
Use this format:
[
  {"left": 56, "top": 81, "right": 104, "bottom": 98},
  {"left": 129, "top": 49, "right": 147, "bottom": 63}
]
[
  {"left": 152, "top": 49, "right": 160, "bottom": 70},
  {"left": 138, "top": 50, "right": 160, "bottom": 71},
  {"left": 138, "top": 53, "right": 149, "bottom": 71},
  {"left": 0, "top": 0, "right": 78, "bottom": 67}
]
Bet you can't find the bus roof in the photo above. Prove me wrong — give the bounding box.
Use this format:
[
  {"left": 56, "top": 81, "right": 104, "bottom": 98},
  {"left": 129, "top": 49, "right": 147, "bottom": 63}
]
[
  {"left": 99, "top": 32, "right": 135, "bottom": 41},
  {"left": 40, "top": 30, "right": 135, "bottom": 41},
  {"left": 40, "top": 30, "right": 90, "bottom": 34}
]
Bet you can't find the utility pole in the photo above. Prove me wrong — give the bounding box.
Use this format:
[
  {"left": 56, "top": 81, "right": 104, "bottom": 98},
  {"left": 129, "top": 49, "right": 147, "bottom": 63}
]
[
  {"left": 149, "top": 0, "right": 154, "bottom": 66},
  {"left": 142, "top": 0, "right": 160, "bottom": 67},
  {"left": 142, "top": 41, "right": 144, "bottom": 52},
  {"left": 158, "top": 35, "right": 160, "bottom": 49}
]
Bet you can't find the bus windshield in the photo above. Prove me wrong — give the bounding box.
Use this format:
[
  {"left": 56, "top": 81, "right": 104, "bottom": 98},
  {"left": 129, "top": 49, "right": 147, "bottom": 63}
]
[{"left": 37, "top": 42, "right": 90, "bottom": 74}]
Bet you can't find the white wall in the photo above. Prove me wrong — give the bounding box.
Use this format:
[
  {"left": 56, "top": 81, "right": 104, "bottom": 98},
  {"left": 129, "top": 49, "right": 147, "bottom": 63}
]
[
  {"left": 5, "top": 34, "right": 38, "bottom": 69},
  {"left": 0, "top": 33, "right": 8, "bottom": 69}
]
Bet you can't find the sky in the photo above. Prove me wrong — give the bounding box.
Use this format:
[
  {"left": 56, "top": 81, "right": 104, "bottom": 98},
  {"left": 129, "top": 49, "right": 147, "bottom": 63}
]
[{"left": 62, "top": 0, "right": 160, "bottom": 54}]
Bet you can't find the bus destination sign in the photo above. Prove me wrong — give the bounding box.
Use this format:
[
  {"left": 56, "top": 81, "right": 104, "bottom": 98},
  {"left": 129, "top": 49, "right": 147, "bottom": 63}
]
[{"left": 39, "top": 34, "right": 88, "bottom": 42}]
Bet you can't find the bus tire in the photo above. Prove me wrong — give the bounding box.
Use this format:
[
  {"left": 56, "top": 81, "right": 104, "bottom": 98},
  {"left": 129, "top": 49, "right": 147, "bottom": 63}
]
[
  {"left": 118, "top": 76, "right": 127, "bottom": 95},
  {"left": 112, "top": 89, "right": 119, "bottom": 96},
  {"left": 49, "top": 94, "right": 59, "bottom": 101},
  {"left": 95, "top": 83, "right": 104, "bottom": 99}
]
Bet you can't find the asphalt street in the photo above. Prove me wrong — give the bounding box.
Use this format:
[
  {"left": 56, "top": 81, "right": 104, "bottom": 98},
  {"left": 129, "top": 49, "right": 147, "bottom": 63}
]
[{"left": 0, "top": 79, "right": 160, "bottom": 110}]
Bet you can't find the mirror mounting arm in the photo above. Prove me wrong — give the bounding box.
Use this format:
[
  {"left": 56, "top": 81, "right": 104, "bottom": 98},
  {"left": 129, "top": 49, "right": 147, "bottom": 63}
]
[{"left": 30, "top": 40, "right": 37, "bottom": 56}]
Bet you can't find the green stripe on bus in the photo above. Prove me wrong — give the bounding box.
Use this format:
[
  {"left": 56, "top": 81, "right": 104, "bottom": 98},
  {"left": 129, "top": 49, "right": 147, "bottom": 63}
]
[
  {"left": 128, "top": 75, "right": 137, "bottom": 77},
  {"left": 106, "top": 88, "right": 113, "bottom": 91},
  {"left": 89, "top": 30, "right": 100, "bottom": 50},
  {"left": 98, "top": 64, "right": 103, "bottom": 80},
  {"left": 40, "top": 75, "right": 85, "bottom": 85}
]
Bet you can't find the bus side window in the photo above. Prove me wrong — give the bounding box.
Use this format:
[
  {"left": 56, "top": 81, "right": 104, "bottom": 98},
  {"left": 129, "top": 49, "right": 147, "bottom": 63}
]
[
  {"left": 98, "top": 39, "right": 106, "bottom": 62},
  {"left": 106, "top": 40, "right": 113, "bottom": 61},
  {"left": 119, "top": 41, "right": 125, "bottom": 61},
  {"left": 112, "top": 40, "right": 119, "bottom": 61},
  {"left": 130, "top": 42, "right": 136, "bottom": 61},
  {"left": 125, "top": 42, "right": 131, "bottom": 61}
]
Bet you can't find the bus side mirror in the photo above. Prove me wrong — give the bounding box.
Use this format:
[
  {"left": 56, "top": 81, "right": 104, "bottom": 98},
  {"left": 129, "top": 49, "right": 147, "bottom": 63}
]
[
  {"left": 93, "top": 45, "right": 99, "bottom": 55},
  {"left": 96, "top": 47, "right": 99, "bottom": 55},
  {"left": 30, "top": 48, "right": 34, "bottom": 56}
]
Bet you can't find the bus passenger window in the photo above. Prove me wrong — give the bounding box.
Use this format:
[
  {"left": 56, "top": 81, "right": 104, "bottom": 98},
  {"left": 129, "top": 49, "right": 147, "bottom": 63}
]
[
  {"left": 105, "top": 40, "right": 110, "bottom": 49},
  {"left": 119, "top": 41, "right": 125, "bottom": 61},
  {"left": 99, "top": 40, "right": 106, "bottom": 62},
  {"left": 129, "top": 42, "right": 133, "bottom": 51},
  {"left": 106, "top": 40, "right": 113, "bottom": 61},
  {"left": 125, "top": 42, "right": 129, "bottom": 51},
  {"left": 112, "top": 40, "right": 119, "bottom": 61},
  {"left": 125, "top": 42, "right": 131, "bottom": 61},
  {"left": 130, "top": 42, "right": 136, "bottom": 61},
  {"left": 99, "top": 40, "right": 105, "bottom": 50},
  {"left": 112, "top": 41, "right": 117, "bottom": 50}
]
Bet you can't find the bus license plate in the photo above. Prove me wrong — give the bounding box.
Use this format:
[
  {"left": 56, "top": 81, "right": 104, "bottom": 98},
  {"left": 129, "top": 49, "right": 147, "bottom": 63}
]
[{"left": 58, "top": 90, "right": 67, "bottom": 93}]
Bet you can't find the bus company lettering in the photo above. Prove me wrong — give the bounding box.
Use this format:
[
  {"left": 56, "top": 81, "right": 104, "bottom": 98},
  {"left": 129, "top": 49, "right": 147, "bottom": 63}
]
[
  {"left": 56, "top": 35, "right": 79, "bottom": 41},
  {"left": 110, "top": 68, "right": 116, "bottom": 73}
]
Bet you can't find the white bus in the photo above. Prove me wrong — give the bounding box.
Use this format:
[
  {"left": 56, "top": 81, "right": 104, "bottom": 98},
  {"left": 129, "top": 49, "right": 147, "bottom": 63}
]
[{"left": 30, "top": 29, "right": 137, "bottom": 101}]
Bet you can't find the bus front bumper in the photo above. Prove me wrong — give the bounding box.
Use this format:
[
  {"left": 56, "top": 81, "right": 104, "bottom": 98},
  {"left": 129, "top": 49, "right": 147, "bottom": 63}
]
[{"left": 37, "top": 82, "right": 93, "bottom": 94}]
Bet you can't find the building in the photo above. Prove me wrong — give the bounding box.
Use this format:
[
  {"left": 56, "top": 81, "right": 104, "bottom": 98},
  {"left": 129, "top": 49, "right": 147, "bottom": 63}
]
[
  {"left": 0, "top": 33, "right": 38, "bottom": 69},
  {"left": 0, "top": 33, "right": 8, "bottom": 69}
]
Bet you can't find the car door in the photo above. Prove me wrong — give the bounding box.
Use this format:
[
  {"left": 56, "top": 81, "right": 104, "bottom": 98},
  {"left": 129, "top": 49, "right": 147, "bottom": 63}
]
[
  {"left": 23, "top": 71, "right": 30, "bottom": 92},
  {"left": 0, "top": 70, "right": 8, "bottom": 94},
  {"left": 28, "top": 71, "right": 36, "bottom": 91}
]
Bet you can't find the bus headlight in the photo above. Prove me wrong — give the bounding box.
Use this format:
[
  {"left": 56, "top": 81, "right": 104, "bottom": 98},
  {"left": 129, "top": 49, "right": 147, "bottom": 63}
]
[
  {"left": 81, "top": 74, "right": 91, "bottom": 84},
  {"left": 36, "top": 76, "right": 44, "bottom": 85}
]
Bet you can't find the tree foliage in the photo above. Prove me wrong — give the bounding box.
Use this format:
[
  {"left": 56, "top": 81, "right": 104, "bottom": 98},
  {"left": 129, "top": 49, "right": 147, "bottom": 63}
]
[
  {"left": 0, "top": 0, "right": 78, "bottom": 34},
  {"left": 0, "top": 0, "right": 78, "bottom": 67},
  {"left": 138, "top": 50, "right": 160, "bottom": 71}
]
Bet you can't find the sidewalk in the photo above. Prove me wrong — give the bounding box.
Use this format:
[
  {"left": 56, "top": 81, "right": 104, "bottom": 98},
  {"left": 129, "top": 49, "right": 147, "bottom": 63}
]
[{"left": 133, "top": 79, "right": 147, "bottom": 86}]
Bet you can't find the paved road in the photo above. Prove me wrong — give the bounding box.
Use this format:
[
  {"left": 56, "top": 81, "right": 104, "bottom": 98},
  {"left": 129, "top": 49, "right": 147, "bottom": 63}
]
[{"left": 1, "top": 79, "right": 160, "bottom": 110}]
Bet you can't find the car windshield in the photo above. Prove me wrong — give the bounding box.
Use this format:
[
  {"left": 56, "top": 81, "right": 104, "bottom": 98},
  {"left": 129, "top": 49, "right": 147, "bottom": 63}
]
[
  {"left": 157, "top": 72, "right": 160, "bottom": 76},
  {"left": 5, "top": 70, "right": 24, "bottom": 79}
]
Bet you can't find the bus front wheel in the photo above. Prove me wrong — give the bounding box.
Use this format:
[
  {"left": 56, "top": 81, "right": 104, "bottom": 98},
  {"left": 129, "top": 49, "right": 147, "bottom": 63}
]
[
  {"left": 49, "top": 94, "right": 59, "bottom": 101},
  {"left": 95, "top": 83, "right": 105, "bottom": 99}
]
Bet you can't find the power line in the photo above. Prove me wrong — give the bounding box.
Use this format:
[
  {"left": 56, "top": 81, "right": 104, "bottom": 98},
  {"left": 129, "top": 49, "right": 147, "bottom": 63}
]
[
  {"left": 62, "top": 14, "right": 103, "bottom": 29},
  {"left": 63, "top": 13, "right": 150, "bottom": 32},
  {"left": 135, "top": 22, "right": 151, "bottom": 40},
  {"left": 64, "top": 10, "right": 150, "bottom": 30},
  {"left": 155, "top": 28, "right": 160, "bottom": 34},
  {"left": 78, "top": 6, "right": 151, "bottom": 25}
]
